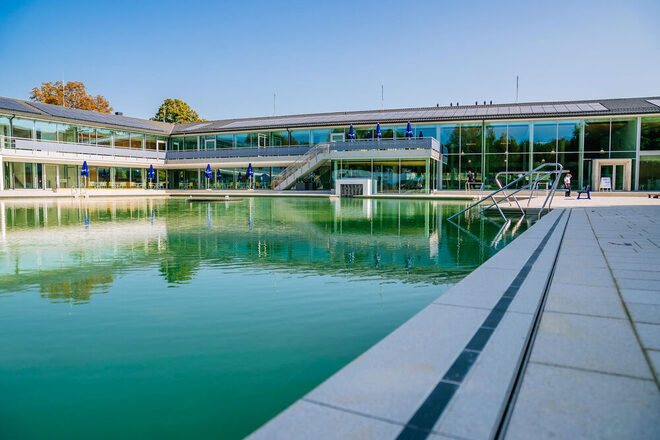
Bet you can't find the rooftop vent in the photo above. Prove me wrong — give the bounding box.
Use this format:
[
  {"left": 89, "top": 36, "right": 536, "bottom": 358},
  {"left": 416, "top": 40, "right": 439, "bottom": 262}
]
[{"left": 115, "top": 111, "right": 123, "bottom": 116}]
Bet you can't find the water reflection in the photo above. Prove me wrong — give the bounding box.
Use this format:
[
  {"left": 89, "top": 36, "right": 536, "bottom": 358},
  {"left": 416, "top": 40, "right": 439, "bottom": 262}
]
[{"left": 0, "top": 197, "right": 533, "bottom": 303}]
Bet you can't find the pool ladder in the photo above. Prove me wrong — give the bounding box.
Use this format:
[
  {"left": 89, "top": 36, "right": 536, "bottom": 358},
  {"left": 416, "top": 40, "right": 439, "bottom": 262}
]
[{"left": 447, "top": 163, "right": 568, "bottom": 221}]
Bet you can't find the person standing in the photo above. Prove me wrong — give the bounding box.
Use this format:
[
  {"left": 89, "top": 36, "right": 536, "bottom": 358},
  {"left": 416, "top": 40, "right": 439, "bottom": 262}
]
[{"left": 564, "top": 172, "right": 572, "bottom": 197}]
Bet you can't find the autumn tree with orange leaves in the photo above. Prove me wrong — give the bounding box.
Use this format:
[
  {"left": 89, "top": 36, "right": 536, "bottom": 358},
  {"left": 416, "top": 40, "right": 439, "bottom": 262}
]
[{"left": 30, "top": 81, "right": 113, "bottom": 113}]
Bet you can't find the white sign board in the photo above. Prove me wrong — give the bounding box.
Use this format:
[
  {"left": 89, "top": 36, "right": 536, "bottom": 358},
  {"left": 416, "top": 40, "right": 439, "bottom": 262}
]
[{"left": 600, "top": 177, "right": 612, "bottom": 191}]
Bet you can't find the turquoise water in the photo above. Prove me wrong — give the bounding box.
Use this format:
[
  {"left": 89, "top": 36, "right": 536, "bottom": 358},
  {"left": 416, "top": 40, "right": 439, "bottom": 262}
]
[{"left": 0, "top": 197, "right": 531, "bottom": 439}]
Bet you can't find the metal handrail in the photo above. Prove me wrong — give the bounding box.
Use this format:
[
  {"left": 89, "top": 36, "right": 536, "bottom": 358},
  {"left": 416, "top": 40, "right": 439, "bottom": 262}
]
[
  {"left": 273, "top": 143, "right": 329, "bottom": 188},
  {"left": 447, "top": 163, "right": 567, "bottom": 221}
]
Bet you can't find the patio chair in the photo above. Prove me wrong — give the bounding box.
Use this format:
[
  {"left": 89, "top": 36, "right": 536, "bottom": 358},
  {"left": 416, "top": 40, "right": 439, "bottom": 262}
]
[{"left": 577, "top": 185, "right": 591, "bottom": 200}]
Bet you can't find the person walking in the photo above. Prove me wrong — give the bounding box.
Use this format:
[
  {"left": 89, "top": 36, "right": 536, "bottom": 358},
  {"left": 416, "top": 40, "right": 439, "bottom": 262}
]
[{"left": 564, "top": 172, "right": 572, "bottom": 197}]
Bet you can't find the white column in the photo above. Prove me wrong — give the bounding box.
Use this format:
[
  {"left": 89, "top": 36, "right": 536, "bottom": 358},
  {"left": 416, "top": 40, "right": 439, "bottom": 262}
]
[{"left": 0, "top": 155, "right": 4, "bottom": 191}]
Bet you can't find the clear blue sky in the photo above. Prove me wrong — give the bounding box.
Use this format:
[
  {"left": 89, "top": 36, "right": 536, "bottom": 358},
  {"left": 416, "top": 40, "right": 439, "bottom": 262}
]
[{"left": 1, "top": 0, "right": 659, "bottom": 121}]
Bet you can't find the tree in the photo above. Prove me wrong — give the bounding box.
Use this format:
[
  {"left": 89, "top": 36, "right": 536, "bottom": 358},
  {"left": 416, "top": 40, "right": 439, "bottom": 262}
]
[
  {"left": 151, "top": 99, "right": 205, "bottom": 124},
  {"left": 30, "top": 81, "right": 113, "bottom": 113}
]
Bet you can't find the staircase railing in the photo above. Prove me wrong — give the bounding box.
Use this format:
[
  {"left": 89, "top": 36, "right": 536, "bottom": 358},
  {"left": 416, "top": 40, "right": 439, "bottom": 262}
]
[
  {"left": 273, "top": 143, "right": 330, "bottom": 189},
  {"left": 447, "top": 163, "right": 567, "bottom": 221}
]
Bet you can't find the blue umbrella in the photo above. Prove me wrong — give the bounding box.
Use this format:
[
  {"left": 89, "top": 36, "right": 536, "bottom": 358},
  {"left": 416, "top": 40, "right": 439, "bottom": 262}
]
[
  {"left": 376, "top": 123, "right": 382, "bottom": 139},
  {"left": 216, "top": 169, "right": 222, "bottom": 181},
  {"left": 205, "top": 164, "right": 212, "bottom": 179},
  {"left": 247, "top": 163, "right": 253, "bottom": 178},
  {"left": 237, "top": 172, "right": 242, "bottom": 181},
  {"left": 81, "top": 161, "right": 89, "bottom": 178},
  {"left": 405, "top": 122, "right": 413, "bottom": 138},
  {"left": 419, "top": 130, "right": 424, "bottom": 139},
  {"left": 148, "top": 164, "right": 155, "bottom": 180},
  {"left": 348, "top": 124, "right": 356, "bottom": 140}
]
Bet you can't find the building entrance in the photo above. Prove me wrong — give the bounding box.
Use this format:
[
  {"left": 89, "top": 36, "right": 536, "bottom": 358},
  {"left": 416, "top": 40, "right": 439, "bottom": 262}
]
[{"left": 592, "top": 159, "right": 632, "bottom": 191}]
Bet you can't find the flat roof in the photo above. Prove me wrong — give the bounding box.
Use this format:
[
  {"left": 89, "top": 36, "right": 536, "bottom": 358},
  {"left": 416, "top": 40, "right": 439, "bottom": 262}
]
[{"left": 1, "top": 95, "right": 659, "bottom": 136}]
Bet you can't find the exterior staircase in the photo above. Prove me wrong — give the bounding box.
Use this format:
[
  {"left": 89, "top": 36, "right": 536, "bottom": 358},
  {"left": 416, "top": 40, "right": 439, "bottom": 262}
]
[{"left": 272, "top": 143, "right": 330, "bottom": 190}]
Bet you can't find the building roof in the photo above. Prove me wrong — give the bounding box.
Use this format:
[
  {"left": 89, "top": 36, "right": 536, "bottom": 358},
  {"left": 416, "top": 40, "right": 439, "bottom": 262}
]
[
  {"left": 171, "top": 96, "right": 660, "bottom": 134},
  {"left": 2, "top": 95, "right": 659, "bottom": 136},
  {"left": 0, "top": 96, "right": 173, "bottom": 135}
]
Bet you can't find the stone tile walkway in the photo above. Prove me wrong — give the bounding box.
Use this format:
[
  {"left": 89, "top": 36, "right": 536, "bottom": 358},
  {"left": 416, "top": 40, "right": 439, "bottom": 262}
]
[{"left": 505, "top": 206, "right": 660, "bottom": 439}]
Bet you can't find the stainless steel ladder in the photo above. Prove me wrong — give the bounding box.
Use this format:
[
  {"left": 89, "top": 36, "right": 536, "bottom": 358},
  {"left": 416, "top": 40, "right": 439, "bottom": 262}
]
[{"left": 447, "top": 163, "right": 568, "bottom": 221}]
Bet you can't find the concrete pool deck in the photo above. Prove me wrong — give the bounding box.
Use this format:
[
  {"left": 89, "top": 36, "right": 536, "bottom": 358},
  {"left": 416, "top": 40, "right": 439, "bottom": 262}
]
[{"left": 248, "top": 206, "right": 660, "bottom": 439}]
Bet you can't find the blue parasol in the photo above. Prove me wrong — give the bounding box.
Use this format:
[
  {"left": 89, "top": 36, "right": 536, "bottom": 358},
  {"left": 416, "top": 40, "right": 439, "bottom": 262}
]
[
  {"left": 247, "top": 163, "right": 253, "bottom": 178},
  {"left": 205, "top": 164, "right": 212, "bottom": 179},
  {"left": 148, "top": 164, "right": 155, "bottom": 180},
  {"left": 81, "top": 161, "right": 89, "bottom": 177},
  {"left": 376, "top": 123, "right": 382, "bottom": 139},
  {"left": 406, "top": 122, "right": 413, "bottom": 138},
  {"left": 348, "top": 124, "right": 356, "bottom": 140}
]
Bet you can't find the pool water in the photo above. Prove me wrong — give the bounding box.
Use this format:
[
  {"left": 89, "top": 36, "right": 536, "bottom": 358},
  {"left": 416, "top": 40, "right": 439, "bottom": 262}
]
[{"left": 0, "top": 197, "right": 531, "bottom": 439}]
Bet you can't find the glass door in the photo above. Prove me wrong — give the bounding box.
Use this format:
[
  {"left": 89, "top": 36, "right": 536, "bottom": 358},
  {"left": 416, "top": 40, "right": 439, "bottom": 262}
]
[
  {"left": 614, "top": 164, "right": 625, "bottom": 191},
  {"left": 258, "top": 134, "right": 266, "bottom": 149},
  {"left": 205, "top": 138, "right": 216, "bottom": 150}
]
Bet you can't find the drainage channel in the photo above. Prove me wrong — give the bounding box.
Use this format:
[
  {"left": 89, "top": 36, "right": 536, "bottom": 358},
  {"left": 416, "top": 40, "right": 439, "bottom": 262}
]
[
  {"left": 493, "top": 208, "right": 572, "bottom": 440},
  {"left": 396, "top": 209, "right": 571, "bottom": 440}
]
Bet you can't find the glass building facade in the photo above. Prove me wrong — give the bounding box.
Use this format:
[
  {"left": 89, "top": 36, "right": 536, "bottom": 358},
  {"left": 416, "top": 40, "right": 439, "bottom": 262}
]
[{"left": 1, "top": 99, "right": 660, "bottom": 193}]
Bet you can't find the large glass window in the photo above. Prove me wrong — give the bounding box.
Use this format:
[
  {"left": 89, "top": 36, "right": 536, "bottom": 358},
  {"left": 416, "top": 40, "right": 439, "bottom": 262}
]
[
  {"left": 311, "top": 129, "right": 330, "bottom": 144},
  {"left": 533, "top": 120, "right": 557, "bottom": 153},
  {"left": 485, "top": 123, "right": 507, "bottom": 153},
  {"left": 484, "top": 153, "right": 506, "bottom": 189},
  {"left": 508, "top": 123, "right": 530, "bottom": 153},
  {"left": 641, "top": 117, "right": 660, "bottom": 151},
  {"left": 415, "top": 125, "right": 437, "bottom": 139},
  {"left": 35, "top": 121, "right": 57, "bottom": 141},
  {"left": 439, "top": 124, "right": 460, "bottom": 154},
  {"left": 12, "top": 118, "right": 33, "bottom": 139},
  {"left": 57, "top": 124, "right": 76, "bottom": 143},
  {"left": 201, "top": 135, "right": 216, "bottom": 150},
  {"left": 114, "top": 167, "right": 130, "bottom": 187},
  {"left": 610, "top": 118, "right": 636, "bottom": 151},
  {"left": 380, "top": 125, "right": 395, "bottom": 139},
  {"left": 584, "top": 119, "right": 610, "bottom": 153},
  {"left": 557, "top": 120, "right": 580, "bottom": 153},
  {"left": 234, "top": 133, "right": 251, "bottom": 148},
  {"left": 97, "top": 129, "right": 112, "bottom": 147},
  {"left": 393, "top": 125, "right": 407, "bottom": 139},
  {"left": 639, "top": 155, "right": 660, "bottom": 191},
  {"left": 170, "top": 137, "right": 183, "bottom": 151},
  {"left": 400, "top": 160, "right": 427, "bottom": 192},
  {"left": 145, "top": 135, "right": 157, "bottom": 150},
  {"left": 341, "top": 161, "right": 371, "bottom": 179},
  {"left": 115, "top": 131, "right": 130, "bottom": 148},
  {"left": 184, "top": 136, "right": 197, "bottom": 150},
  {"left": 461, "top": 123, "right": 482, "bottom": 154},
  {"left": 461, "top": 154, "right": 481, "bottom": 187},
  {"left": 216, "top": 134, "right": 233, "bottom": 149},
  {"left": 77, "top": 126, "right": 95, "bottom": 144},
  {"left": 130, "top": 133, "right": 144, "bottom": 149},
  {"left": 270, "top": 130, "right": 288, "bottom": 147},
  {"left": 131, "top": 168, "right": 144, "bottom": 187},
  {"left": 373, "top": 161, "right": 399, "bottom": 193},
  {"left": 290, "top": 130, "right": 310, "bottom": 145}
]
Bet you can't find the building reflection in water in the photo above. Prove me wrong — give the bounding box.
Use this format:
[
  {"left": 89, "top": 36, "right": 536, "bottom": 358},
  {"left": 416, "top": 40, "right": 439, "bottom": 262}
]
[{"left": 0, "top": 197, "right": 533, "bottom": 304}]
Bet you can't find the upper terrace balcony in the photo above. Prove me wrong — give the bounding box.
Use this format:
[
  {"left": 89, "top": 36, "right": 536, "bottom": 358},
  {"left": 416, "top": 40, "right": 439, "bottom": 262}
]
[{"left": 1, "top": 136, "right": 446, "bottom": 165}]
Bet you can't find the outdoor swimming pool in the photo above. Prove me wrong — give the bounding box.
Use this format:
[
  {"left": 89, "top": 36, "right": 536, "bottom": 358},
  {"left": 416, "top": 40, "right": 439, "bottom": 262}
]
[{"left": 0, "top": 197, "right": 533, "bottom": 439}]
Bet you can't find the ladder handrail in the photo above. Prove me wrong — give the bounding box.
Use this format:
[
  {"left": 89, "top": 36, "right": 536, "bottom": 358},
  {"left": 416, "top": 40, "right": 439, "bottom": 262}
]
[{"left": 447, "top": 163, "right": 566, "bottom": 221}]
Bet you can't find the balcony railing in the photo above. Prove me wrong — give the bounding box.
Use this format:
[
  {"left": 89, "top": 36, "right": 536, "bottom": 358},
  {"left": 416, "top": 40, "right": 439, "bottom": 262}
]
[{"left": 1, "top": 137, "right": 165, "bottom": 160}]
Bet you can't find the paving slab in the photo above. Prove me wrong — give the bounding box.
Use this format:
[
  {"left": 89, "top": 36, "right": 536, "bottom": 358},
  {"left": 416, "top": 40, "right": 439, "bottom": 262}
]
[
  {"left": 626, "top": 303, "right": 660, "bottom": 325},
  {"left": 505, "top": 363, "right": 660, "bottom": 440},
  {"left": 636, "top": 323, "right": 660, "bottom": 351},
  {"left": 621, "top": 288, "right": 660, "bottom": 306},
  {"left": 529, "top": 311, "right": 653, "bottom": 379},
  {"left": 543, "top": 282, "right": 627, "bottom": 319}
]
